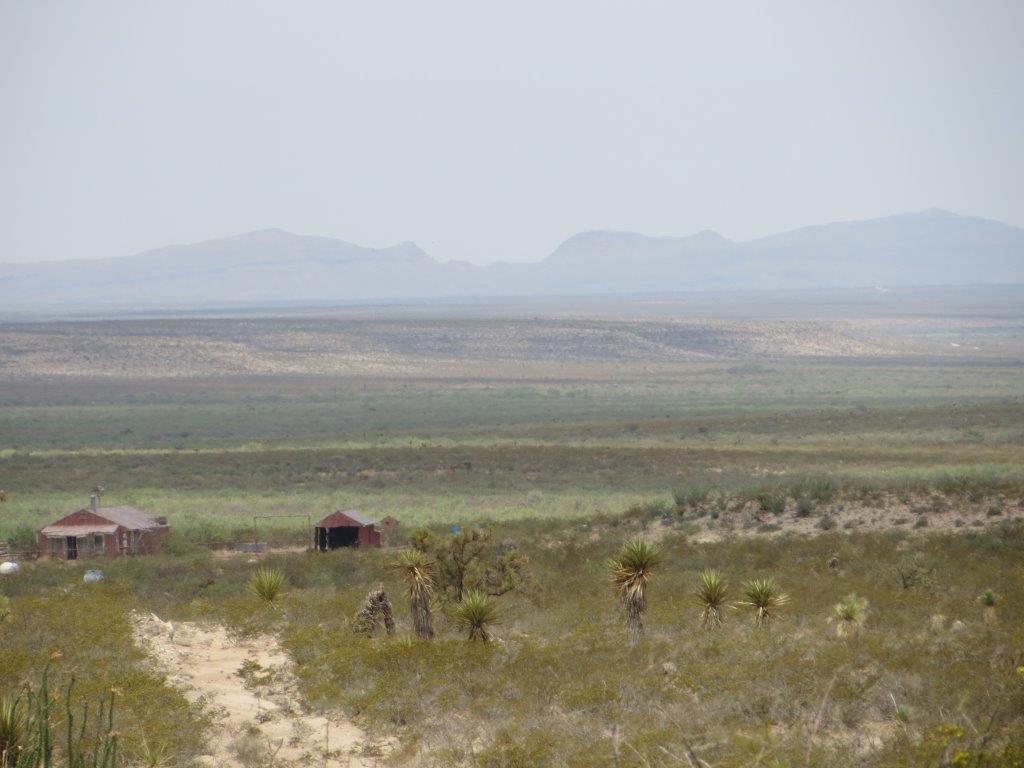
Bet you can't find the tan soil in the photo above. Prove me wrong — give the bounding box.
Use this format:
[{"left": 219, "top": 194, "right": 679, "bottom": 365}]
[{"left": 133, "top": 613, "right": 386, "bottom": 767}]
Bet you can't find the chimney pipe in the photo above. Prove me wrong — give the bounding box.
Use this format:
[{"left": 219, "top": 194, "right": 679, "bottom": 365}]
[{"left": 90, "top": 494, "right": 98, "bottom": 512}]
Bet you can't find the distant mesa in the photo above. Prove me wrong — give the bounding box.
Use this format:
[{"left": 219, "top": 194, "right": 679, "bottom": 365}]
[{"left": 0, "top": 209, "right": 1021, "bottom": 311}]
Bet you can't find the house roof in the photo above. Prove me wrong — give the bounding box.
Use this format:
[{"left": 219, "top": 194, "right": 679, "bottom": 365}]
[
  {"left": 91, "top": 505, "right": 164, "bottom": 530},
  {"left": 316, "top": 509, "right": 376, "bottom": 528},
  {"left": 40, "top": 524, "right": 119, "bottom": 537}
]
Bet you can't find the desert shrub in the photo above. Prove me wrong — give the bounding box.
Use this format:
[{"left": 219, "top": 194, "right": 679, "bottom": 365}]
[
  {"left": 672, "top": 485, "right": 710, "bottom": 509},
  {"left": 4, "top": 526, "right": 36, "bottom": 553},
  {"left": 755, "top": 491, "right": 786, "bottom": 516},
  {"left": 409, "top": 526, "right": 528, "bottom": 600},
  {"left": 913, "top": 516, "right": 929, "bottom": 529},
  {"left": 803, "top": 477, "right": 838, "bottom": 502},
  {"left": 3, "top": 669, "right": 118, "bottom": 768},
  {"left": 816, "top": 514, "right": 837, "bottom": 531},
  {"left": 795, "top": 497, "right": 814, "bottom": 518},
  {"left": 0, "top": 585, "right": 208, "bottom": 762}
]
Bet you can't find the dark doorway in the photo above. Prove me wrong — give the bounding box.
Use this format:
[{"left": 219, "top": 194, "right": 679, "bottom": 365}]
[
  {"left": 315, "top": 526, "right": 360, "bottom": 551},
  {"left": 66, "top": 536, "right": 78, "bottom": 560}
]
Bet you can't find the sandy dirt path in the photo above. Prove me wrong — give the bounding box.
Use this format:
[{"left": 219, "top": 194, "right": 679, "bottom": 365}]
[{"left": 133, "top": 614, "right": 385, "bottom": 767}]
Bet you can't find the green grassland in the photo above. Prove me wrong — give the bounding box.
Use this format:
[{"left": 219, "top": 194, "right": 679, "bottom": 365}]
[{"left": 2, "top": 358, "right": 1023, "bottom": 543}]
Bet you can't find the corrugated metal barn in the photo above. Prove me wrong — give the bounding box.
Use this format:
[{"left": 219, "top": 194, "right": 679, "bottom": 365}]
[
  {"left": 37, "top": 499, "right": 171, "bottom": 559},
  {"left": 314, "top": 510, "right": 381, "bottom": 550}
]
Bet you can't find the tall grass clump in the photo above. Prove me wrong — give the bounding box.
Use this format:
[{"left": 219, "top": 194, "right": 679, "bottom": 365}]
[
  {"left": 741, "top": 577, "right": 788, "bottom": 627},
  {"left": 452, "top": 590, "right": 499, "bottom": 642},
  {"left": 695, "top": 569, "right": 729, "bottom": 629},
  {"left": 248, "top": 567, "right": 287, "bottom": 603},
  {"left": 394, "top": 549, "right": 436, "bottom": 640},
  {"left": 610, "top": 538, "right": 660, "bottom": 641},
  {"left": 832, "top": 593, "right": 868, "bottom": 637}
]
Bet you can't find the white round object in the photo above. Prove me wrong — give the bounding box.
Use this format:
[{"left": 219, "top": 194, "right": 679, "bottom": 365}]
[
  {"left": 83, "top": 569, "right": 105, "bottom": 583},
  {"left": 0, "top": 561, "right": 20, "bottom": 575}
]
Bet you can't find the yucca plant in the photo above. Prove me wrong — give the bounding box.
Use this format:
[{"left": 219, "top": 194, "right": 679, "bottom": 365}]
[
  {"left": 832, "top": 593, "right": 868, "bottom": 637},
  {"left": 0, "top": 695, "right": 23, "bottom": 768},
  {"left": 393, "top": 549, "right": 436, "bottom": 639},
  {"left": 610, "top": 538, "right": 661, "bottom": 640},
  {"left": 453, "top": 590, "right": 500, "bottom": 642},
  {"left": 741, "top": 577, "right": 789, "bottom": 627},
  {"left": 695, "top": 569, "right": 729, "bottom": 629},
  {"left": 979, "top": 589, "right": 1001, "bottom": 627},
  {"left": 248, "top": 567, "right": 287, "bottom": 603}
]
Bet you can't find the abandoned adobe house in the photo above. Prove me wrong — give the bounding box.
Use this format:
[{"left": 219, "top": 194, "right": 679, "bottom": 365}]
[
  {"left": 314, "top": 509, "right": 381, "bottom": 550},
  {"left": 37, "top": 496, "right": 171, "bottom": 559}
]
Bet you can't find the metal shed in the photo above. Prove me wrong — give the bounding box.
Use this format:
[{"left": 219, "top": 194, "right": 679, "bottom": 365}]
[{"left": 314, "top": 510, "right": 381, "bottom": 551}]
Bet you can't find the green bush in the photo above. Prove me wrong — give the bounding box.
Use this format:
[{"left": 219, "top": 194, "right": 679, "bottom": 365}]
[
  {"left": 795, "top": 497, "right": 814, "bottom": 518},
  {"left": 756, "top": 491, "right": 786, "bottom": 516},
  {"left": 816, "top": 514, "right": 837, "bottom": 531}
]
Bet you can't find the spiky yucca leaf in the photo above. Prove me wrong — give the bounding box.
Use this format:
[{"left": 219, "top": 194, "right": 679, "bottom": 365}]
[
  {"left": 248, "top": 567, "right": 286, "bottom": 603},
  {"left": 610, "top": 538, "right": 661, "bottom": 638},
  {"left": 696, "top": 569, "right": 729, "bottom": 629},
  {"left": 453, "top": 590, "right": 500, "bottom": 642},
  {"left": 741, "top": 577, "right": 789, "bottom": 626},
  {"left": 393, "top": 549, "right": 437, "bottom": 639}
]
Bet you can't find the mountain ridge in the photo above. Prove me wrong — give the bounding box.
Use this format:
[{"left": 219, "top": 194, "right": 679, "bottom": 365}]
[{"left": 2, "top": 210, "right": 1022, "bottom": 309}]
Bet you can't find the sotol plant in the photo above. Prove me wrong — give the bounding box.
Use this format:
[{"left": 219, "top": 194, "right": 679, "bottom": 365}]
[
  {"left": 248, "top": 567, "right": 287, "bottom": 603},
  {"left": 978, "top": 589, "right": 1001, "bottom": 627},
  {"left": 741, "top": 577, "right": 789, "bottom": 627},
  {"left": 696, "top": 569, "right": 729, "bottom": 629},
  {"left": 611, "top": 538, "right": 661, "bottom": 640},
  {"left": 453, "top": 590, "right": 499, "bottom": 642},
  {"left": 394, "top": 549, "right": 436, "bottom": 640},
  {"left": 832, "top": 593, "right": 868, "bottom": 637}
]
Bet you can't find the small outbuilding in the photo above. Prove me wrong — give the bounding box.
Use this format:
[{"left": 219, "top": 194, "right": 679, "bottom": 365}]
[
  {"left": 38, "top": 498, "right": 170, "bottom": 560},
  {"left": 314, "top": 509, "right": 381, "bottom": 551}
]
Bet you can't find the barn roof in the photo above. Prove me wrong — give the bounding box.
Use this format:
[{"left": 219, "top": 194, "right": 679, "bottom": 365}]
[
  {"left": 316, "top": 509, "right": 376, "bottom": 528},
  {"left": 40, "top": 523, "right": 120, "bottom": 537}
]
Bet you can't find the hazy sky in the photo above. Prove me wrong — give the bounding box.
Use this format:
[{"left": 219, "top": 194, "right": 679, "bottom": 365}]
[{"left": 2, "top": 1, "right": 1022, "bottom": 265}]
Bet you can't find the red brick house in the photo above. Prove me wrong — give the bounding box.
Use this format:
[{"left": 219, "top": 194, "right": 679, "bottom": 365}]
[
  {"left": 314, "top": 509, "right": 381, "bottom": 550},
  {"left": 38, "top": 500, "right": 170, "bottom": 559}
]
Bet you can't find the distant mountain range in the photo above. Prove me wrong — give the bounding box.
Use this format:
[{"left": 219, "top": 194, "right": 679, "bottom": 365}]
[{"left": 2, "top": 209, "right": 1022, "bottom": 310}]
